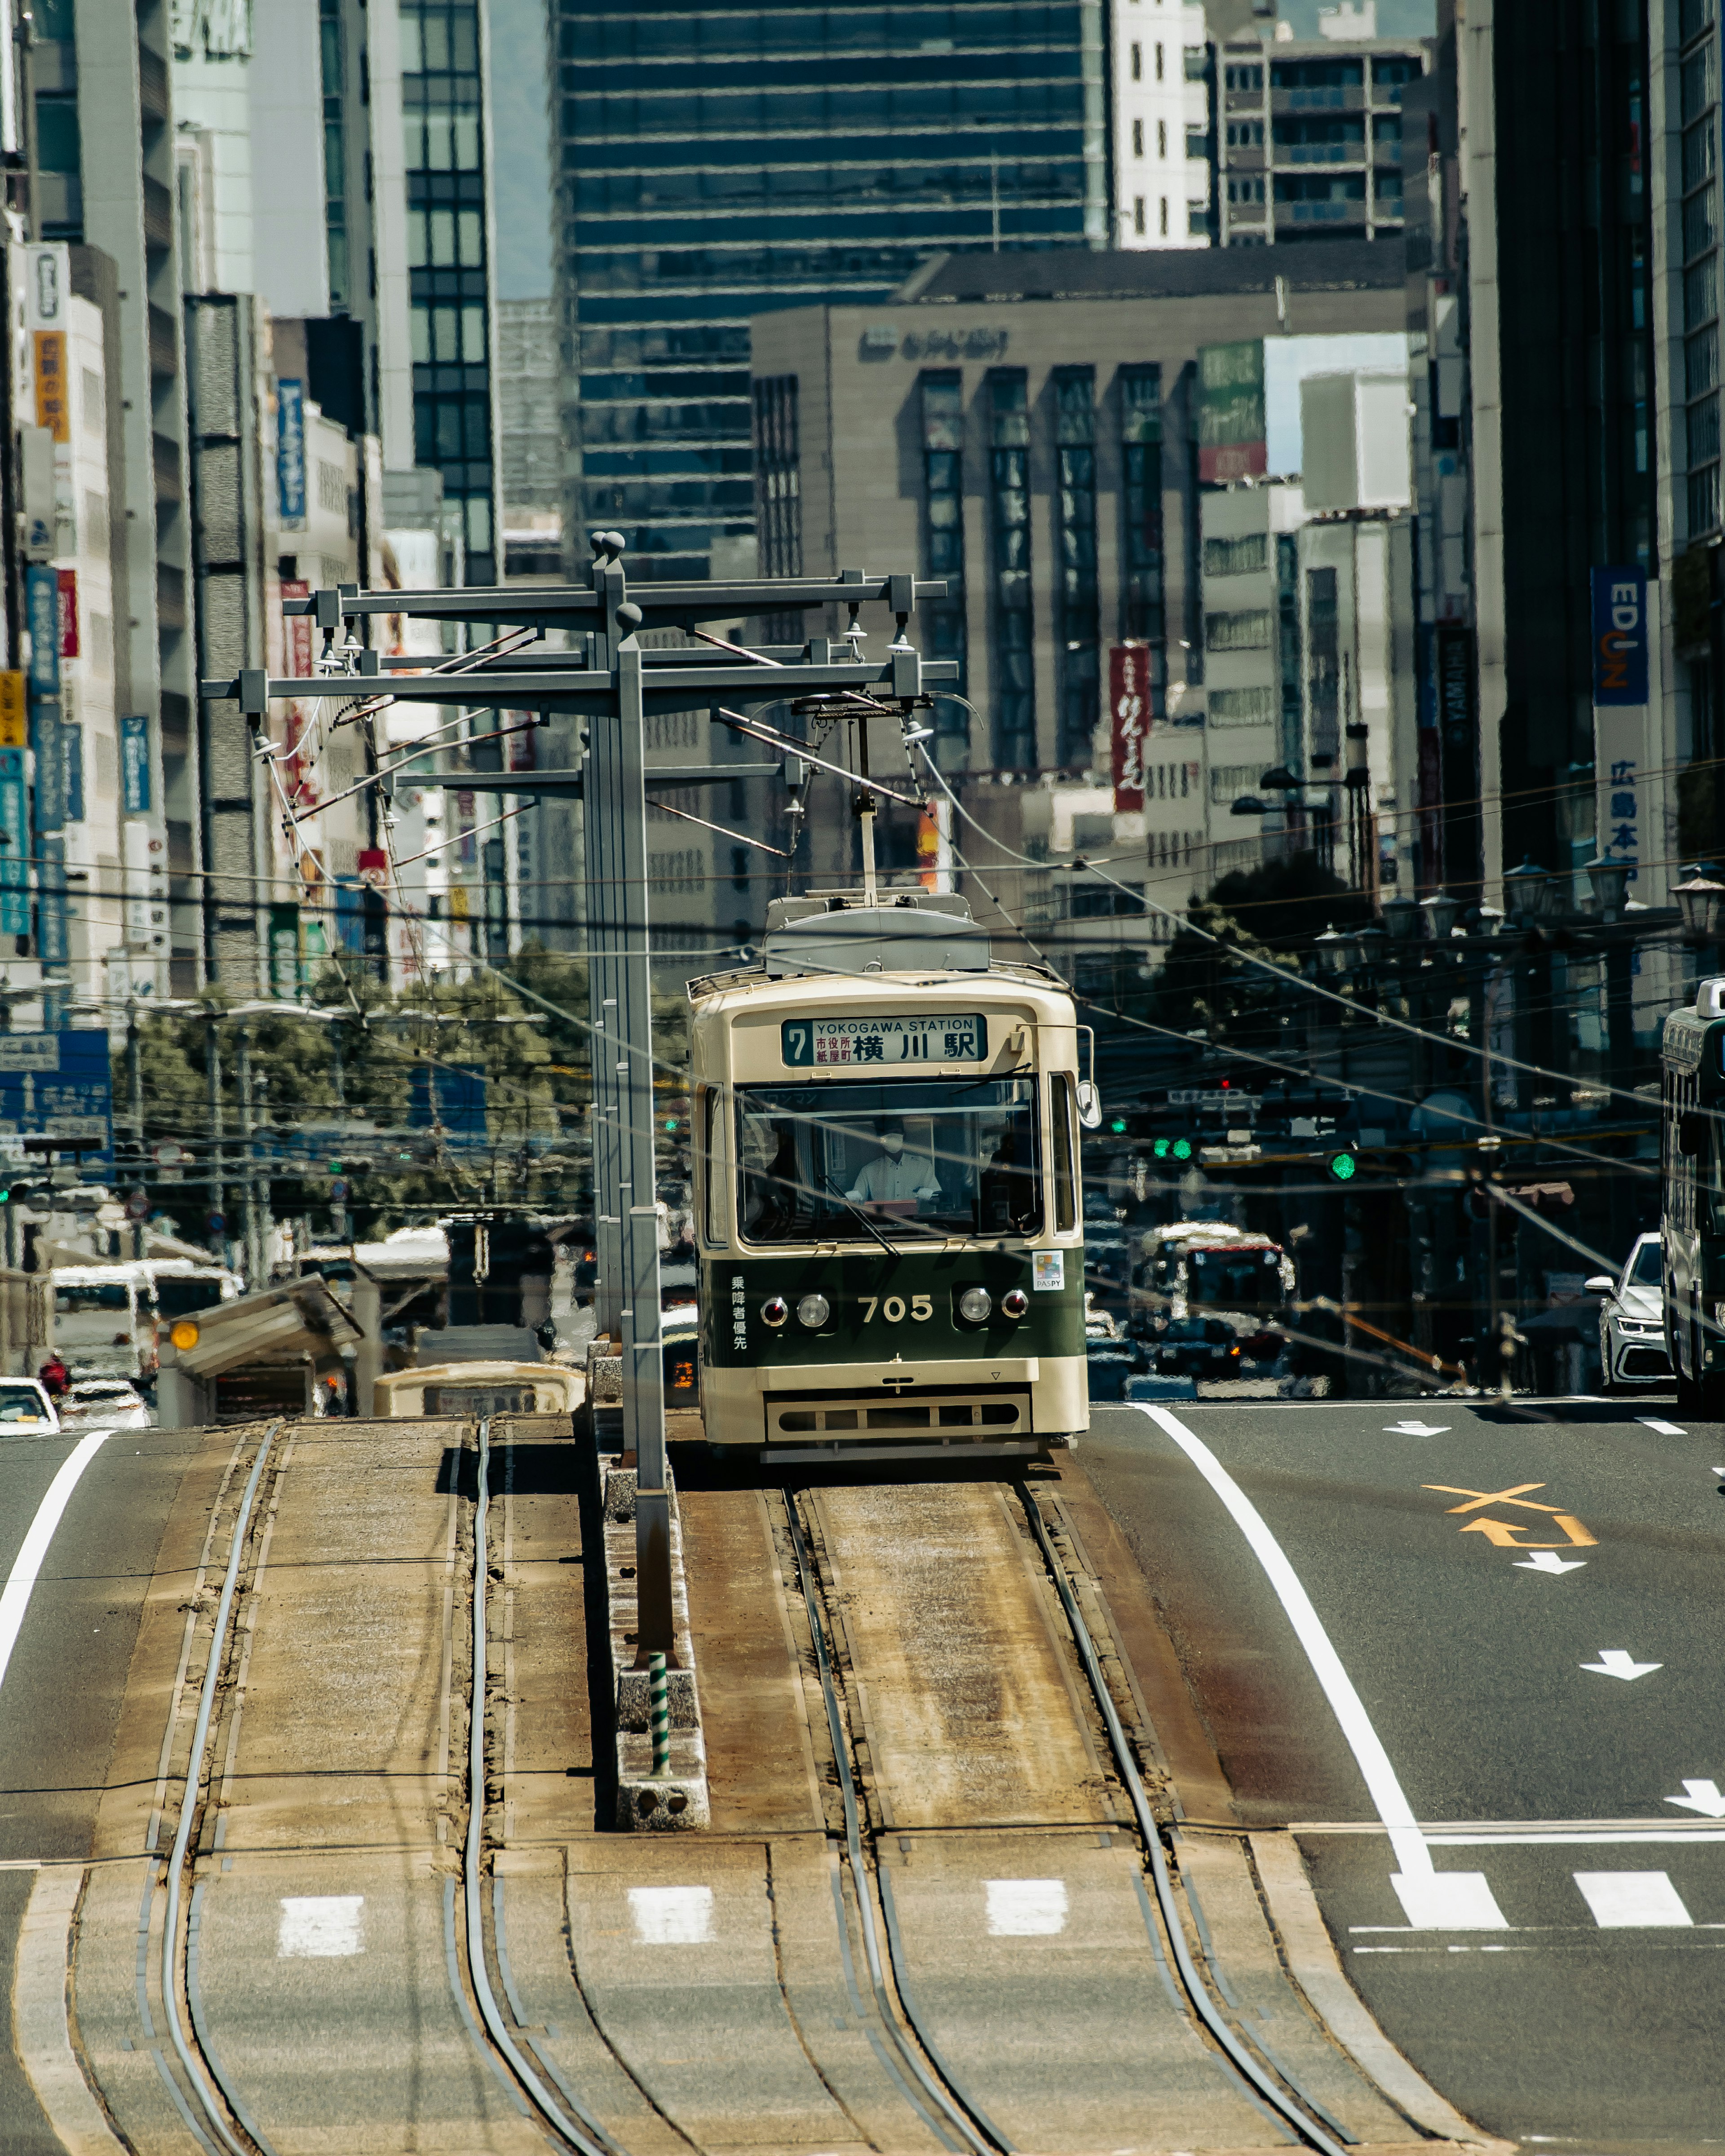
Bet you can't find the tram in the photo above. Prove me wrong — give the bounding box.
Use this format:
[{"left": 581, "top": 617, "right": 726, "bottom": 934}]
[
  {"left": 1660, "top": 974, "right": 1725, "bottom": 1415},
  {"left": 689, "top": 889, "right": 1092, "bottom": 1462}
]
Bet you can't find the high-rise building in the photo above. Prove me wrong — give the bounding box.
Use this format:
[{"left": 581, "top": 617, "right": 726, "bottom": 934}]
[
  {"left": 549, "top": 0, "right": 1110, "bottom": 582},
  {"left": 1112, "top": 0, "right": 1213, "bottom": 249}
]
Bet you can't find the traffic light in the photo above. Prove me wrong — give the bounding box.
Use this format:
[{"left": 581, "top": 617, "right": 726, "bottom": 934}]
[
  {"left": 1151, "top": 1136, "right": 1195, "bottom": 1163},
  {"left": 1109, "top": 1116, "right": 1128, "bottom": 1134},
  {"left": 1326, "top": 1149, "right": 1358, "bottom": 1182}
]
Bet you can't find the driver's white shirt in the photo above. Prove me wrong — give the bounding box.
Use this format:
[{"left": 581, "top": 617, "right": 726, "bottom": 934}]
[{"left": 847, "top": 1151, "right": 937, "bottom": 1202}]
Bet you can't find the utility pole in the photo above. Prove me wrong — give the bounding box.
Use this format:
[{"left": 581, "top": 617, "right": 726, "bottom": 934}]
[
  {"left": 235, "top": 1017, "right": 256, "bottom": 1286},
  {"left": 204, "top": 1010, "right": 225, "bottom": 1263},
  {"left": 126, "top": 998, "right": 145, "bottom": 1259},
  {"left": 205, "top": 559, "right": 953, "bottom": 1664}
]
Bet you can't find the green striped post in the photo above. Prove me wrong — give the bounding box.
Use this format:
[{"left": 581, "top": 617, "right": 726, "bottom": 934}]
[{"left": 648, "top": 1650, "right": 670, "bottom": 1777}]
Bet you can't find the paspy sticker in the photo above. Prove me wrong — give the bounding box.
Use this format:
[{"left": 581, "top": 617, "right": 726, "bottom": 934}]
[{"left": 1032, "top": 1251, "right": 1064, "bottom": 1292}]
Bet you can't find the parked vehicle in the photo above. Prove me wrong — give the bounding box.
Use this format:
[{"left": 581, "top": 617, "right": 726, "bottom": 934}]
[
  {"left": 1587, "top": 1232, "right": 1670, "bottom": 1391},
  {"left": 53, "top": 1261, "right": 241, "bottom": 1382},
  {"left": 59, "top": 1377, "right": 151, "bottom": 1429},
  {"left": 0, "top": 1377, "right": 58, "bottom": 1431}
]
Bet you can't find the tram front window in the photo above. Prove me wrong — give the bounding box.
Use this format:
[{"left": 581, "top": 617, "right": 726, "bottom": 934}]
[{"left": 736, "top": 1080, "right": 1042, "bottom": 1242}]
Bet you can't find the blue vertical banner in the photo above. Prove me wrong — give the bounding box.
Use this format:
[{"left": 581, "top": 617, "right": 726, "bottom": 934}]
[
  {"left": 1590, "top": 567, "right": 1650, "bottom": 706},
  {"left": 62, "top": 722, "right": 82, "bottom": 823},
  {"left": 277, "top": 379, "right": 306, "bottom": 525},
  {"left": 120, "top": 715, "right": 151, "bottom": 813},
  {"left": 30, "top": 700, "right": 63, "bottom": 831},
  {"left": 36, "top": 836, "right": 67, "bottom": 966},
  {"left": 24, "top": 564, "right": 58, "bottom": 697},
  {"left": 0, "top": 749, "right": 26, "bottom": 935}
]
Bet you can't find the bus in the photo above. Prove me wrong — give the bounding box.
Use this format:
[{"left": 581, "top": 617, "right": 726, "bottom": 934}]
[
  {"left": 53, "top": 1260, "right": 242, "bottom": 1382},
  {"left": 1660, "top": 977, "right": 1725, "bottom": 1415}
]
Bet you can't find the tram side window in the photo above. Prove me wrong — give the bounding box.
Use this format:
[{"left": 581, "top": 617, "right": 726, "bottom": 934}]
[
  {"left": 699, "top": 1086, "right": 724, "bottom": 1243},
  {"left": 1050, "top": 1074, "right": 1076, "bottom": 1233},
  {"left": 735, "top": 1078, "right": 1043, "bottom": 1241}
]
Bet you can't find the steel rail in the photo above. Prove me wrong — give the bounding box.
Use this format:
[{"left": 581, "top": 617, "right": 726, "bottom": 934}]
[
  {"left": 161, "top": 1419, "right": 285, "bottom": 2156},
  {"left": 782, "top": 1495, "right": 1012, "bottom": 2156},
  {"left": 1016, "top": 1488, "right": 1353, "bottom": 2156},
  {"left": 464, "top": 1416, "right": 620, "bottom": 2156}
]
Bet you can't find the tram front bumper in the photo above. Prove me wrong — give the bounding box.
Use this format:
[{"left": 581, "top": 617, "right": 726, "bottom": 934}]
[{"left": 701, "top": 1355, "right": 1086, "bottom": 1459}]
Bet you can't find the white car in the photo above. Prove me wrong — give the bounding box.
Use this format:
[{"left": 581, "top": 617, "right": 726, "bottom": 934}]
[
  {"left": 0, "top": 1378, "right": 59, "bottom": 1432},
  {"left": 1588, "top": 1233, "right": 1672, "bottom": 1391},
  {"left": 60, "top": 1378, "right": 151, "bottom": 1430}
]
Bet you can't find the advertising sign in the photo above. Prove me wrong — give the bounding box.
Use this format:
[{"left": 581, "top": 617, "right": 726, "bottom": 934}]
[
  {"left": 57, "top": 568, "right": 77, "bottom": 657},
  {"left": 277, "top": 380, "right": 306, "bottom": 526},
  {"left": 781, "top": 1014, "right": 987, "bottom": 1066},
  {"left": 121, "top": 716, "right": 152, "bottom": 813},
  {"left": 0, "top": 672, "right": 24, "bottom": 750},
  {"left": 31, "top": 699, "right": 64, "bottom": 832},
  {"left": 1590, "top": 566, "right": 1649, "bottom": 706},
  {"left": 1109, "top": 645, "right": 1149, "bottom": 811},
  {"left": 63, "top": 724, "right": 83, "bottom": 824},
  {"left": 24, "top": 563, "right": 58, "bottom": 696},
  {"left": 0, "top": 749, "right": 25, "bottom": 935},
  {"left": 1197, "top": 340, "right": 1267, "bottom": 484},
  {"left": 32, "top": 331, "right": 66, "bottom": 442},
  {"left": 36, "top": 836, "right": 68, "bottom": 965}
]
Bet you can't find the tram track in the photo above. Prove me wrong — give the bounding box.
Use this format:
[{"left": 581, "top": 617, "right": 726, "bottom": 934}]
[{"left": 780, "top": 1472, "right": 1357, "bottom": 2156}]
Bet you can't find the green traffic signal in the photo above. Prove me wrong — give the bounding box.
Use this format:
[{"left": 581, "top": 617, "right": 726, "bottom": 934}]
[
  {"left": 1327, "top": 1149, "right": 1358, "bottom": 1182},
  {"left": 1172, "top": 1136, "right": 1194, "bottom": 1162},
  {"left": 664, "top": 1116, "right": 679, "bottom": 1132},
  {"left": 1109, "top": 1116, "right": 1128, "bottom": 1134}
]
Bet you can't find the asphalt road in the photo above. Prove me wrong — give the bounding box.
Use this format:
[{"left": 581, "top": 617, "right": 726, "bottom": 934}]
[
  {"left": 0, "top": 1422, "right": 204, "bottom": 2152},
  {"left": 1086, "top": 1394, "right": 1725, "bottom": 2152}
]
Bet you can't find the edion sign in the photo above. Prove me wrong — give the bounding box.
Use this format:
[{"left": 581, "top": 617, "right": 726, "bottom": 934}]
[{"left": 1590, "top": 566, "right": 1648, "bottom": 706}]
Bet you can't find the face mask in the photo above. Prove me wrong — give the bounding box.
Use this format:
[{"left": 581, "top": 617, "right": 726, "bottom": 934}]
[{"left": 880, "top": 1135, "right": 905, "bottom": 1155}]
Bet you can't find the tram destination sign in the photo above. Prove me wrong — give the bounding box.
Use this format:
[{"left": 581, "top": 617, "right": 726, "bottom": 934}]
[{"left": 782, "top": 1013, "right": 987, "bottom": 1067}]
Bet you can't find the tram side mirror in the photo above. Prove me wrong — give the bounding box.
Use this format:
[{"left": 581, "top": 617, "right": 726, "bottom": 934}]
[
  {"left": 1679, "top": 1112, "right": 1708, "bottom": 1157},
  {"left": 1075, "top": 1080, "right": 1103, "bottom": 1130}
]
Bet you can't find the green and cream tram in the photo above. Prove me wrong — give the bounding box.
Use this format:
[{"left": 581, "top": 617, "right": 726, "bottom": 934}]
[
  {"left": 1661, "top": 976, "right": 1725, "bottom": 1416},
  {"left": 689, "top": 891, "right": 1090, "bottom": 1461}
]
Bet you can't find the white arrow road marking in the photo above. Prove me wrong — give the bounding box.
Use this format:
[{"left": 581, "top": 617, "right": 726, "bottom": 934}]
[
  {"left": 1385, "top": 1421, "right": 1451, "bottom": 1435},
  {"left": 1136, "top": 1404, "right": 1509, "bottom": 1930},
  {"left": 0, "top": 1430, "right": 115, "bottom": 1696},
  {"left": 1514, "top": 1551, "right": 1588, "bottom": 1574},
  {"left": 628, "top": 1885, "right": 713, "bottom": 1944},
  {"left": 1665, "top": 1779, "right": 1725, "bottom": 1819},
  {"left": 1581, "top": 1650, "right": 1662, "bottom": 1681},
  {"left": 1638, "top": 1418, "right": 1686, "bottom": 1436}
]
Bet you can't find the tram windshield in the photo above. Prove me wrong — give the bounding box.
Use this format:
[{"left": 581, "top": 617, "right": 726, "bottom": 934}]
[{"left": 735, "top": 1079, "right": 1042, "bottom": 1242}]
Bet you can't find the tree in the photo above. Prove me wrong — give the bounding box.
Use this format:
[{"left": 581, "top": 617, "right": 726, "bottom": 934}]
[{"left": 1151, "top": 852, "right": 1371, "bottom": 1046}]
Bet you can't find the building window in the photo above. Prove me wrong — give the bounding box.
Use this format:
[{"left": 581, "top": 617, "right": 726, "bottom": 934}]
[
  {"left": 1203, "top": 533, "right": 1267, "bottom": 575},
  {"left": 318, "top": 0, "right": 348, "bottom": 311},
  {"left": 1683, "top": 0, "right": 1720, "bottom": 539},
  {"left": 1132, "top": 41, "right": 1143, "bottom": 79},
  {"left": 1134, "top": 196, "right": 1146, "bottom": 235},
  {"left": 1277, "top": 535, "right": 1302, "bottom": 768},
  {"left": 987, "top": 370, "right": 1034, "bottom": 771},
  {"left": 1184, "top": 46, "right": 1208, "bottom": 80},
  {"left": 1205, "top": 609, "right": 1272, "bottom": 650},
  {"left": 1209, "top": 685, "right": 1277, "bottom": 725},
  {"left": 1159, "top": 197, "right": 1169, "bottom": 235},
  {"left": 1053, "top": 367, "right": 1099, "bottom": 770},
  {"left": 1154, "top": 42, "right": 1164, "bottom": 80},
  {"left": 1158, "top": 119, "right": 1168, "bottom": 158},
  {"left": 1306, "top": 566, "right": 1340, "bottom": 761},
  {"left": 920, "top": 371, "right": 969, "bottom": 763},
  {"left": 752, "top": 375, "right": 802, "bottom": 577},
  {"left": 1186, "top": 128, "right": 1210, "bottom": 159},
  {"left": 1119, "top": 366, "right": 1164, "bottom": 711},
  {"left": 1133, "top": 117, "right": 1145, "bottom": 158}
]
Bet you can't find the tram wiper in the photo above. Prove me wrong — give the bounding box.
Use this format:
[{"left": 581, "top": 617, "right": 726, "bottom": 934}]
[{"left": 821, "top": 1175, "right": 898, "bottom": 1254}]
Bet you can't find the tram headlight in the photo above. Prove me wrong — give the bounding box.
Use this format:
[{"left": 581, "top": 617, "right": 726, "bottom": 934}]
[
  {"left": 796, "top": 1293, "right": 830, "bottom": 1329},
  {"left": 761, "top": 1296, "right": 790, "bottom": 1327},
  {"left": 1001, "top": 1288, "right": 1029, "bottom": 1321},
  {"left": 958, "top": 1286, "right": 993, "bottom": 1324}
]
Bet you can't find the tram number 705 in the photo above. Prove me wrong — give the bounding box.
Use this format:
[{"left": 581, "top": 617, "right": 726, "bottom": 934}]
[{"left": 860, "top": 1294, "right": 933, "bottom": 1323}]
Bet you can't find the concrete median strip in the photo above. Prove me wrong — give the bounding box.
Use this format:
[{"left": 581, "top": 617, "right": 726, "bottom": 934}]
[{"left": 12, "top": 1865, "right": 127, "bottom": 2156}]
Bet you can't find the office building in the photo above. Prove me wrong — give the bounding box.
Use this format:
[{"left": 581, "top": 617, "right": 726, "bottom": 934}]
[
  {"left": 749, "top": 242, "right": 1411, "bottom": 976},
  {"left": 1112, "top": 0, "right": 1212, "bottom": 249},
  {"left": 550, "top": 0, "right": 1110, "bottom": 583},
  {"left": 1212, "top": 23, "right": 1428, "bottom": 248}
]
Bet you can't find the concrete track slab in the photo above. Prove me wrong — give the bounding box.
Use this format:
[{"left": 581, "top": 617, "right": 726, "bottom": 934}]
[
  {"left": 881, "top": 1827, "right": 1290, "bottom": 2152},
  {"left": 814, "top": 1484, "right": 1112, "bottom": 1830},
  {"left": 681, "top": 1489, "right": 825, "bottom": 1836},
  {"left": 70, "top": 1857, "right": 208, "bottom": 2156},
  {"left": 564, "top": 1835, "right": 876, "bottom": 2149},
  {"left": 191, "top": 1851, "right": 543, "bottom": 2155}
]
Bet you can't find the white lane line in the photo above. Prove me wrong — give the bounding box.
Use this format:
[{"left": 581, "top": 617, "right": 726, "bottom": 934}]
[
  {"left": 628, "top": 1885, "right": 713, "bottom": 1944},
  {"left": 1638, "top": 1418, "right": 1686, "bottom": 1436},
  {"left": 277, "top": 1896, "right": 364, "bottom": 1957},
  {"left": 0, "top": 1430, "right": 115, "bottom": 1696},
  {"left": 1573, "top": 1872, "right": 1694, "bottom": 1928},
  {"left": 1134, "top": 1404, "right": 1509, "bottom": 1930},
  {"left": 985, "top": 1879, "right": 1068, "bottom": 1935}
]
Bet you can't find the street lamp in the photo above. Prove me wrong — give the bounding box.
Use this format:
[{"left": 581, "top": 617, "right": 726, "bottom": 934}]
[
  {"left": 1585, "top": 853, "right": 1633, "bottom": 923},
  {"left": 1230, "top": 795, "right": 1268, "bottom": 817},
  {"left": 1420, "top": 890, "right": 1464, "bottom": 941},
  {"left": 1380, "top": 892, "right": 1420, "bottom": 941},
  {"left": 1504, "top": 855, "right": 1562, "bottom": 924},
  {"left": 1314, "top": 925, "right": 1355, "bottom": 975},
  {"left": 1675, "top": 874, "right": 1725, "bottom": 940}
]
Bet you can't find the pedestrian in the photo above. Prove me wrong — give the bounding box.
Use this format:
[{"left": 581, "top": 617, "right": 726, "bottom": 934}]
[{"left": 38, "top": 1354, "right": 69, "bottom": 1400}]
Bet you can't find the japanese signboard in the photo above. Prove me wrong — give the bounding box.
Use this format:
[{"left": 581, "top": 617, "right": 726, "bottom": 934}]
[
  {"left": 276, "top": 380, "right": 306, "bottom": 526},
  {"left": 57, "top": 568, "right": 77, "bottom": 658},
  {"left": 32, "top": 331, "right": 67, "bottom": 442},
  {"left": 24, "top": 563, "right": 58, "bottom": 696},
  {"left": 1590, "top": 566, "right": 1649, "bottom": 706},
  {"left": 0, "top": 672, "right": 24, "bottom": 750},
  {"left": 781, "top": 1014, "right": 987, "bottom": 1066},
  {"left": 0, "top": 1029, "right": 113, "bottom": 1160},
  {"left": 1109, "top": 645, "right": 1148, "bottom": 811},
  {"left": 120, "top": 716, "right": 151, "bottom": 813},
  {"left": 1197, "top": 340, "right": 1266, "bottom": 485},
  {"left": 0, "top": 750, "right": 25, "bottom": 935}
]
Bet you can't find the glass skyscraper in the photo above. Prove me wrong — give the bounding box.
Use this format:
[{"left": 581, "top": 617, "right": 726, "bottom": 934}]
[{"left": 550, "top": 0, "right": 1108, "bottom": 579}]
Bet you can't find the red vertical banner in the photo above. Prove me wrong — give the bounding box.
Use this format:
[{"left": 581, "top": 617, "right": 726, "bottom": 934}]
[
  {"left": 1109, "top": 645, "right": 1147, "bottom": 811},
  {"left": 281, "top": 579, "right": 313, "bottom": 676},
  {"left": 56, "top": 568, "right": 77, "bottom": 657}
]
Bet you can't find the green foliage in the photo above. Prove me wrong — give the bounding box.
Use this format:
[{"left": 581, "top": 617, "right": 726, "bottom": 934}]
[{"left": 1150, "top": 852, "right": 1370, "bottom": 1045}]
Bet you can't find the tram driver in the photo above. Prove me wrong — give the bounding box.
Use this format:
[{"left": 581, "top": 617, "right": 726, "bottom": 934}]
[{"left": 846, "top": 1119, "right": 940, "bottom": 1214}]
